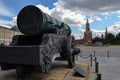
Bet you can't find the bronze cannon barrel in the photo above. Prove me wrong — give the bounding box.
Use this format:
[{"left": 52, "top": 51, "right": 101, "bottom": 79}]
[{"left": 17, "top": 5, "right": 71, "bottom": 36}]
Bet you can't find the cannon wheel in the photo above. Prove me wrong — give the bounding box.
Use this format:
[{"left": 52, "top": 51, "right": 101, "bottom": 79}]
[{"left": 67, "top": 36, "right": 75, "bottom": 68}]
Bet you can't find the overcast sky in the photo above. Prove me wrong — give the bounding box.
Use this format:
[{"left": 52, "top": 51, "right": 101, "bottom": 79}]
[{"left": 0, "top": 0, "right": 120, "bottom": 39}]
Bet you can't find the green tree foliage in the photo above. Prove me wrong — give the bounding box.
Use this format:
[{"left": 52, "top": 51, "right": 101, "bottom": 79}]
[
  {"left": 115, "top": 33, "right": 120, "bottom": 44},
  {"left": 92, "top": 37, "right": 101, "bottom": 44},
  {"left": 106, "top": 33, "right": 115, "bottom": 44},
  {"left": 92, "top": 33, "right": 120, "bottom": 45}
]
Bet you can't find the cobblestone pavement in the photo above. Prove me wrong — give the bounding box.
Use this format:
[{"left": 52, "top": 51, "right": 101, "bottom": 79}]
[{"left": 77, "top": 46, "right": 120, "bottom": 80}]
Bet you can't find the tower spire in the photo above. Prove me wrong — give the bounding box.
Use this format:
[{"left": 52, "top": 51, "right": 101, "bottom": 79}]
[
  {"left": 86, "top": 19, "right": 90, "bottom": 31},
  {"left": 105, "top": 27, "right": 108, "bottom": 39},
  {"left": 87, "top": 18, "right": 89, "bottom": 24},
  {"left": 106, "top": 27, "right": 108, "bottom": 33}
]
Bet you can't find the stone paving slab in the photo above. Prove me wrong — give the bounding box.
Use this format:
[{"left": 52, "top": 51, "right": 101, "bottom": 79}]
[
  {"left": 78, "top": 56, "right": 120, "bottom": 80},
  {"left": 78, "top": 46, "right": 120, "bottom": 80},
  {"left": 94, "top": 57, "right": 120, "bottom": 80}
]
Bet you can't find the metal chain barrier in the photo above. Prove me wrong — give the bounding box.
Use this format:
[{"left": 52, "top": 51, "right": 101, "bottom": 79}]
[
  {"left": 77, "top": 50, "right": 102, "bottom": 80},
  {"left": 79, "top": 51, "right": 91, "bottom": 58},
  {"left": 78, "top": 51, "right": 93, "bottom": 67}
]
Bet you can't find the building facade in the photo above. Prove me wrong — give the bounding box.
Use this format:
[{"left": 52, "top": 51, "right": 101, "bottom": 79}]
[{"left": 0, "top": 26, "right": 19, "bottom": 44}]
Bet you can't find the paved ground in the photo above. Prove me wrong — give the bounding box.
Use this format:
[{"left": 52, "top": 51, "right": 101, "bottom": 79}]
[
  {"left": 78, "top": 46, "right": 120, "bottom": 57},
  {"left": 98, "top": 57, "right": 120, "bottom": 80},
  {"left": 0, "top": 61, "right": 89, "bottom": 80},
  {"left": 0, "top": 46, "right": 120, "bottom": 80},
  {"left": 78, "top": 46, "right": 120, "bottom": 80}
]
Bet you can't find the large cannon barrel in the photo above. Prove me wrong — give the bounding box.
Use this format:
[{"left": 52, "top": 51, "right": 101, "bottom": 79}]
[{"left": 17, "top": 5, "right": 71, "bottom": 36}]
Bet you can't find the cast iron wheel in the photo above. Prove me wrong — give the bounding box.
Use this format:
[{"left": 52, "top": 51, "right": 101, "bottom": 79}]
[{"left": 67, "top": 36, "right": 76, "bottom": 68}]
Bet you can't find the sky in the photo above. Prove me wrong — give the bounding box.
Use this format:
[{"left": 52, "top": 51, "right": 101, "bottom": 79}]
[{"left": 0, "top": 0, "right": 120, "bottom": 39}]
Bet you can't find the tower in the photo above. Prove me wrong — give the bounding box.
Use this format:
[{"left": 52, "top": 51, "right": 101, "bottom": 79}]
[
  {"left": 105, "top": 27, "right": 108, "bottom": 39},
  {"left": 86, "top": 19, "right": 90, "bottom": 31},
  {"left": 84, "top": 19, "right": 92, "bottom": 44},
  {"left": 101, "top": 33, "right": 104, "bottom": 39}
]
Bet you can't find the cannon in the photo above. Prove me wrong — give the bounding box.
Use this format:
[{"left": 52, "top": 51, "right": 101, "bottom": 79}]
[
  {"left": 17, "top": 5, "right": 71, "bottom": 36},
  {"left": 0, "top": 5, "right": 80, "bottom": 77}
]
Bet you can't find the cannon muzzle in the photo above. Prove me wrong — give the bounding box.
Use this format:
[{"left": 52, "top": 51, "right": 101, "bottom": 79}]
[{"left": 17, "top": 5, "right": 71, "bottom": 36}]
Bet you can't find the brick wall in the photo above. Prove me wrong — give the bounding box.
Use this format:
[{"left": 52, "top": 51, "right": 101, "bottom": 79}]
[{"left": 84, "top": 31, "right": 92, "bottom": 44}]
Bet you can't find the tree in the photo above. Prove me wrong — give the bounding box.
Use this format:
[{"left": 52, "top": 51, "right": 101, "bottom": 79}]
[
  {"left": 92, "top": 37, "right": 101, "bottom": 44},
  {"left": 115, "top": 33, "right": 120, "bottom": 44},
  {"left": 106, "top": 33, "right": 115, "bottom": 44}
]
